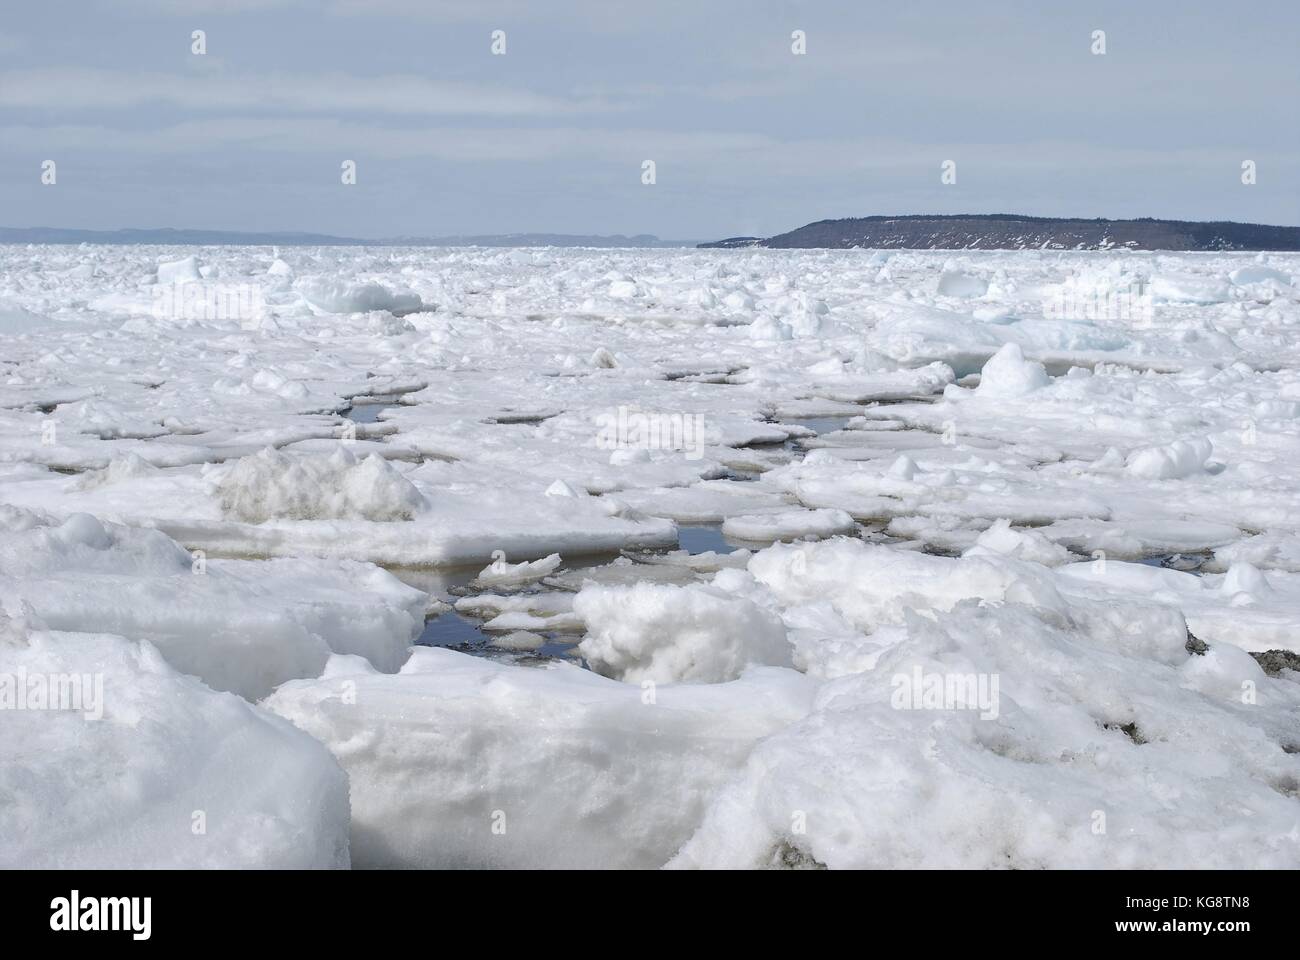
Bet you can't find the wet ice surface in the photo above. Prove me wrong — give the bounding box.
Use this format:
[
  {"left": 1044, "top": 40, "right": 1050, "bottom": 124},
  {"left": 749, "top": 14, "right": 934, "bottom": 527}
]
[
  {"left": 781, "top": 416, "right": 855, "bottom": 436},
  {"left": 342, "top": 399, "right": 398, "bottom": 424},
  {"left": 4, "top": 245, "right": 1300, "bottom": 869},
  {"left": 676, "top": 524, "right": 740, "bottom": 555},
  {"left": 1136, "top": 553, "right": 1210, "bottom": 575},
  {"left": 419, "top": 610, "right": 485, "bottom": 647}
]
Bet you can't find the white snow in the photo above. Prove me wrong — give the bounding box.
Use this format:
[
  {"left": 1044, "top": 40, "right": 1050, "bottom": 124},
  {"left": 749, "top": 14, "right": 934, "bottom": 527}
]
[
  {"left": 156, "top": 255, "right": 202, "bottom": 285},
  {"left": 669, "top": 592, "right": 1300, "bottom": 869},
  {"left": 3, "top": 243, "right": 1299, "bottom": 869},
  {"left": 973, "top": 342, "right": 1051, "bottom": 398},
  {"left": 296, "top": 277, "right": 424, "bottom": 316},
  {"left": 1124, "top": 436, "right": 1214, "bottom": 480},
  {"left": 937, "top": 269, "right": 989, "bottom": 298},
  {"left": 575, "top": 581, "right": 793, "bottom": 683},
  {"left": 265, "top": 648, "right": 814, "bottom": 868},
  {"left": 963, "top": 517, "right": 1074, "bottom": 567},
  {"left": 473, "top": 551, "right": 563, "bottom": 587},
  {"left": 0, "top": 506, "right": 424, "bottom": 699},
  {"left": 0, "top": 613, "right": 350, "bottom": 868},
  {"left": 721, "top": 507, "right": 855, "bottom": 542},
  {"left": 216, "top": 447, "right": 426, "bottom": 522}
]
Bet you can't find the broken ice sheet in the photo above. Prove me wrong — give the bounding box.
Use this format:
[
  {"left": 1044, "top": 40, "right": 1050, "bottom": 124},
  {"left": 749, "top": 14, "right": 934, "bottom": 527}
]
[{"left": 3, "top": 245, "right": 1300, "bottom": 869}]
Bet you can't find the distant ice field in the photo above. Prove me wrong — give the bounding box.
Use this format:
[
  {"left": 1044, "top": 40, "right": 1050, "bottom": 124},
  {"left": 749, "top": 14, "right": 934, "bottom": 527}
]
[{"left": 2, "top": 244, "right": 1299, "bottom": 869}]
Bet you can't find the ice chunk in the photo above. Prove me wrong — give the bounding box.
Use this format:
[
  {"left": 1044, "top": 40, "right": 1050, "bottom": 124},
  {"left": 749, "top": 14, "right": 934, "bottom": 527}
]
[
  {"left": 1229, "top": 265, "right": 1291, "bottom": 287},
  {"left": 0, "top": 622, "right": 350, "bottom": 868},
  {"left": 937, "top": 270, "right": 989, "bottom": 298},
  {"left": 0, "top": 509, "right": 424, "bottom": 699},
  {"left": 297, "top": 277, "right": 423, "bottom": 315},
  {"left": 749, "top": 539, "right": 1068, "bottom": 632},
  {"left": 721, "top": 508, "right": 855, "bottom": 543},
  {"left": 963, "top": 518, "right": 1073, "bottom": 567},
  {"left": 156, "top": 255, "right": 202, "bottom": 284},
  {"left": 574, "top": 581, "right": 792, "bottom": 683},
  {"left": 1150, "top": 274, "right": 1230, "bottom": 304},
  {"left": 1125, "top": 436, "right": 1213, "bottom": 480},
  {"left": 473, "top": 552, "right": 562, "bottom": 587},
  {"left": 265, "top": 648, "right": 814, "bottom": 868},
  {"left": 545, "top": 479, "right": 587, "bottom": 498},
  {"left": 215, "top": 447, "right": 425, "bottom": 523},
  {"left": 670, "top": 598, "right": 1300, "bottom": 869},
  {"left": 974, "top": 343, "right": 1050, "bottom": 398}
]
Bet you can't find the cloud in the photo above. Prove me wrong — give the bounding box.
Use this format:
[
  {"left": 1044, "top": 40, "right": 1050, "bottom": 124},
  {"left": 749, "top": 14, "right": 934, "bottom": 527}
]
[
  {"left": 10, "top": 114, "right": 1289, "bottom": 180},
  {"left": 322, "top": 0, "right": 697, "bottom": 28},
  {"left": 0, "top": 67, "right": 617, "bottom": 117},
  {"left": 104, "top": 0, "right": 303, "bottom": 12},
  {"left": 105, "top": 0, "right": 666, "bottom": 25},
  {"left": 0, "top": 117, "right": 775, "bottom": 164}
]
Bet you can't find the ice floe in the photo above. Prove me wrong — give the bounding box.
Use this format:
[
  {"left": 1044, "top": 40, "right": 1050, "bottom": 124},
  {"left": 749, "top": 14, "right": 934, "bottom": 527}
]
[
  {"left": 0, "top": 613, "right": 350, "bottom": 868},
  {"left": 3, "top": 243, "right": 1300, "bottom": 868},
  {"left": 265, "top": 649, "right": 813, "bottom": 868}
]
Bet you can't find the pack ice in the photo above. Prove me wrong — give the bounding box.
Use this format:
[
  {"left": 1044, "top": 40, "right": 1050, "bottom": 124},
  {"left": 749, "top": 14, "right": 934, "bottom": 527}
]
[{"left": 2, "top": 244, "right": 1298, "bottom": 868}]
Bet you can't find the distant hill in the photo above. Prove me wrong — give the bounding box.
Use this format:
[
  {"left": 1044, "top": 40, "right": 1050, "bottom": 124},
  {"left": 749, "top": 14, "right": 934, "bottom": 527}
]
[
  {"left": 699, "top": 215, "right": 1300, "bottom": 251},
  {"left": 0, "top": 227, "right": 695, "bottom": 248}
]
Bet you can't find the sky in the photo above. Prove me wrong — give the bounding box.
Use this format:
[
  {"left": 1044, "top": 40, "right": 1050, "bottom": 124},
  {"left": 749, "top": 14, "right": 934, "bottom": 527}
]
[{"left": 1, "top": 0, "right": 1297, "bottom": 240}]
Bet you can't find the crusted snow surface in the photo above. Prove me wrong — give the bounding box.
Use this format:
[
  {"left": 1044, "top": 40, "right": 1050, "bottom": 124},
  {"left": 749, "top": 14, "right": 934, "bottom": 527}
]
[
  {"left": 669, "top": 540, "right": 1300, "bottom": 869},
  {"left": 0, "top": 506, "right": 425, "bottom": 699},
  {"left": 574, "top": 580, "right": 794, "bottom": 683},
  {"left": 265, "top": 649, "right": 814, "bottom": 868},
  {"left": 3, "top": 244, "right": 1300, "bottom": 868},
  {"left": 216, "top": 447, "right": 426, "bottom": 522},
  {"left": 0, "top": 611, "right": 350, "bottom": 868}
]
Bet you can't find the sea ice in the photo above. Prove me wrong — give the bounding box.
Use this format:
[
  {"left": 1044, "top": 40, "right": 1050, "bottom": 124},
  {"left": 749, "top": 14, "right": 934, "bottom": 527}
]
[
  {"left": 0, "top": 613, "right": 350, "bottom": 868},
  {"left": 0, "top": 506, "right": 425, "bottom": 699},
  {"left": 265, "top": 649, "right": 814, "bottom": 868},
  {"left": 3, "top": 243, "right": 1299, "bottom": 870},
  {"left": 575, "top": 580, "right": 793, "bottom": 683}
]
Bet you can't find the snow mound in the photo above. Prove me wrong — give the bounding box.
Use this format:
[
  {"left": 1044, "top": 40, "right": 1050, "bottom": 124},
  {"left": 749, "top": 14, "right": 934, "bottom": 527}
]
[
  {"left": 963, "top": 518, "right": 1074, "bottom": 567},
  {"left": 669, "top": 591, "right": 1300, "bottom": 869},
  {"left": 156, "top": 255, "right": 202, "bottom": 284},
  {"left": 1125, "top": 436, "right": 1214, "bottom": 480},
  {"left": 721, "top": 508, "right": 856, "bottom": 542},
  {"left": 974, "top": 343, "right": 1050, "bottom": 398},
  {"left": 215, "top": 447, "right": 425, "bottom": 523},
  {"left": 0, "top": 621, "right": 350, "bottom": 868},
  {"left": 265, "top": 647, "right": 814, "bottom": 868},
  {"left": 937, "top": 270, "right": 989, "bottom": 298},
  {"left": 0, "top": 509, "right": 425, "bottom": 699},
  {"left": 574, "top": 581, "right": 793, "bottom": 683},
  {"left": 296, "top": 278, "right": 423, "bottom": 316},
  {"left": 1230, "top": 265, "right": 1291, "bottom": 287},
  {"left": 71, "top": 452, "right": 159, "bottom": 491},
  {"left": 749, "top": 539, "right": 1058, "bottom": 632},
  {"left": 1150, "top": 274, "right": 1230, "bottom": 304}
]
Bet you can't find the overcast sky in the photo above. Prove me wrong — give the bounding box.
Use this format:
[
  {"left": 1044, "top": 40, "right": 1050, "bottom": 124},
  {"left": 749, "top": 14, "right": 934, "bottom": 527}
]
[{"left": 2, "top": 0, "right": 1297, "bottom": 239}]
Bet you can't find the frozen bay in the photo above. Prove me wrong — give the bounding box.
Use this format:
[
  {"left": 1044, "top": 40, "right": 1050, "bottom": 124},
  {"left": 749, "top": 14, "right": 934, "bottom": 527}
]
[{"left": 2, "top": 244, "right": 1299, "bottom": 868}]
